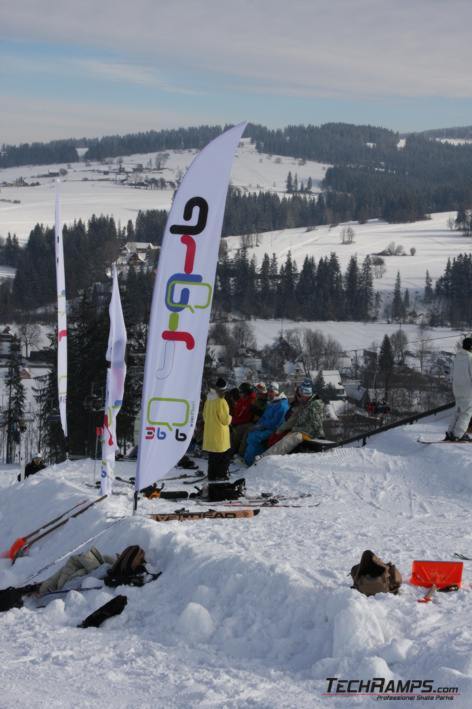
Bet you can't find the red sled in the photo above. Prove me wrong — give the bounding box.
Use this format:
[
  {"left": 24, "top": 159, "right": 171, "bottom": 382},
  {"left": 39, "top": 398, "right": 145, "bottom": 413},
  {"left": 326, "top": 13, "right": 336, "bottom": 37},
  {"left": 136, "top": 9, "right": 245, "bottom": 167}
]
[{"left": 410, "top": 560, "right": 463, "bottom": 590}]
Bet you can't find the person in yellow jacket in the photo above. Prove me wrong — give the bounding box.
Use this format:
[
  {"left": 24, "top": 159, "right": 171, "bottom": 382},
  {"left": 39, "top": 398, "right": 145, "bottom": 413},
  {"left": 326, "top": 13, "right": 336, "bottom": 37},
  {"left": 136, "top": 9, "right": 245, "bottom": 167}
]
[{"left": 203, "top": 378, "right": 232, "bottom": 480}]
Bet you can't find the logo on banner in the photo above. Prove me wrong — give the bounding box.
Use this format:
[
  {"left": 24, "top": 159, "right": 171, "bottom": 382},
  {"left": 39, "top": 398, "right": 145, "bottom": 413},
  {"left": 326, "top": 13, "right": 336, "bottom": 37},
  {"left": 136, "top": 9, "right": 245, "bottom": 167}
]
[{"left": 145, "top": 196, "right": 211, "bottom": 445}]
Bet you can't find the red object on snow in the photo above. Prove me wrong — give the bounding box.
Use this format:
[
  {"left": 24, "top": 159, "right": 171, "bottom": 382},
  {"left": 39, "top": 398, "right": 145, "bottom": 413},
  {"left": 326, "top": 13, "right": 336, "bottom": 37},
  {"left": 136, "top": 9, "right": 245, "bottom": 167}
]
[{"left": 410, "top": 560, "right": 463, "bottom": 589}]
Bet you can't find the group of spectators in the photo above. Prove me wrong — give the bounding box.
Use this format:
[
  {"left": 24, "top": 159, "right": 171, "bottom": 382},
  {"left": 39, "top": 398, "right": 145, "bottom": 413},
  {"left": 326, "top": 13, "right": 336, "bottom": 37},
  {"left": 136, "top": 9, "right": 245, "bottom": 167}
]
[{"left": 202, "top": 378, "right": 326, "bottom": 480}]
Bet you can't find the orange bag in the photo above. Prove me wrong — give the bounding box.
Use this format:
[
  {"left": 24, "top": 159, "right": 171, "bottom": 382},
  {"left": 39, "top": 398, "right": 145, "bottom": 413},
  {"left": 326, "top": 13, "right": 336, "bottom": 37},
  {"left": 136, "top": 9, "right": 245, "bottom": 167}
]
[{"left": 410, "top": 560, "right": 463, "bottom": 589}]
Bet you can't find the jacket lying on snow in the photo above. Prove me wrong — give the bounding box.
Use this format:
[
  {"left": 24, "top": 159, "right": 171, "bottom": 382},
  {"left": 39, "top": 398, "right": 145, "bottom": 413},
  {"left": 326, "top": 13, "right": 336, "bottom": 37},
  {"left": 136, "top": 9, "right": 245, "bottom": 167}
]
[{"left": 39, "top": 546, "right": 117, "bottom": 595}]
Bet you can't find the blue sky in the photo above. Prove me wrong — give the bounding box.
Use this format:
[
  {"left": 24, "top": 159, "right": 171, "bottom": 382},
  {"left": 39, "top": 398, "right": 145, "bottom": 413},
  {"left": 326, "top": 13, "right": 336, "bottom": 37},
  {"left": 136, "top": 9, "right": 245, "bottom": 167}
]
[{"left": 1, "top": 0, "right": 472, "bottom": 143}]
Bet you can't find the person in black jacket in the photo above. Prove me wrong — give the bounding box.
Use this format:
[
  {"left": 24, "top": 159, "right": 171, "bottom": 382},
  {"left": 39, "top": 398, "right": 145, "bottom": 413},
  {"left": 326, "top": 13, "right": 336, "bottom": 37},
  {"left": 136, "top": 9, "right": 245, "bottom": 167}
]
[{"left": 18, "top": 452, "right": 46, "bottom": 481}]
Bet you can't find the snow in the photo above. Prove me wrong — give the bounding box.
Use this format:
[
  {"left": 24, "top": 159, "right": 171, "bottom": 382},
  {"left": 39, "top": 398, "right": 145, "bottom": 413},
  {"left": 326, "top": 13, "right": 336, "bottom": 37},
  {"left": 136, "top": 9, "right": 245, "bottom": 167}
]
[
  {"left": 0, "top": 140, "right": 328, "bottom": 244},
  {"left": 1, "top": 411, "right": 471, "bottom": 707},
  {"left": 225, "top": 211, "right": 468, "bottom": 293},
  {"left": 250, "top": 319, "right": 465, "bottom": 353}
]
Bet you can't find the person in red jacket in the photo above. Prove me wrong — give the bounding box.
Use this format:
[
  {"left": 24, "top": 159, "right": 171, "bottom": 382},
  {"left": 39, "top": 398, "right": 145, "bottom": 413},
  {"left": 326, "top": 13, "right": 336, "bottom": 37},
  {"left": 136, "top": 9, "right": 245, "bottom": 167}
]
[{"left": 231, "top": 382, "right": 256, "bottom": 453}]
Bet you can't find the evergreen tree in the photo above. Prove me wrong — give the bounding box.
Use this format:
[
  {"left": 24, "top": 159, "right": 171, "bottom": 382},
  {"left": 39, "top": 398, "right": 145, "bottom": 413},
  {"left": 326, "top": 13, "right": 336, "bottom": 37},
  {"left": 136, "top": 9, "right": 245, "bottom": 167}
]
[
  {"left": 403, "top": 288, "right": 410, "bottom": 313},
  {"left": 295, "top": 256, "right": 316, "bottom": 319},
  {"left": 378, "top": 335, "right": 394, "bottom": 396},
  {"left": 5, "top": 337, "right": 25, "bottom": 463},
  {"left": 424, "top": 270, "right": 434, "bottom": 303},
  {"left": 392, "top": 272, "right": 405, "bottom": 321},
  {"left": 344, "top": 256, "right": 359, "bottom": 319},
  {"left": 286, "top": 171, "right": 293, "bottom": 193},
  {"left": 358, "top": 256, "right": 374, "bottom": 320}
]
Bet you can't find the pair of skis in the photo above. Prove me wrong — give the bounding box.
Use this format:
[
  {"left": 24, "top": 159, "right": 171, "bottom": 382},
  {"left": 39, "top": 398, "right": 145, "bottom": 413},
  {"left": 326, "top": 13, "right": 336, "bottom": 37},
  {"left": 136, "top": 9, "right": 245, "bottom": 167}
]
[
  {"left": 0, "top": 496, "right": 107, "bottom": 563},
  {"left": 147, "top": 508, "right": 260, "bottom": 522}
]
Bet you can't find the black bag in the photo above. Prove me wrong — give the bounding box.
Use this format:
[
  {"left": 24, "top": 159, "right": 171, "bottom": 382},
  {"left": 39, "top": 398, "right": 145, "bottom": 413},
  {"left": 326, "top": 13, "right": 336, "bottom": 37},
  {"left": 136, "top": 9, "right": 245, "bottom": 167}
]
[
  {"left": 104, "top": 546, "right": 147, "bottom": 588},
  {"left": 78, "top": 595, "right": 128, "bottom": 628},
  {"left": 207, "top": 478, "right": 246, "bottom": 502},
  {"left": 0, "top": 584, "right": 40, "bottom": 613}
]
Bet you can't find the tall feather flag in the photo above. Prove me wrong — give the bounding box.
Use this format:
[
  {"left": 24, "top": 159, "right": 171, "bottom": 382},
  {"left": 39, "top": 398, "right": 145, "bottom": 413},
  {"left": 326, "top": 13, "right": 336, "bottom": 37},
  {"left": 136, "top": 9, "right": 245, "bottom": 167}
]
[
  {"left": 135, "top": 123, "right": 246, "bottom": 499},
  {"left": 101, "top": 264, "right": 127, "bottom": 495},
  {"left": 55, "top": 181, "right": 68, "bottom": 440}
]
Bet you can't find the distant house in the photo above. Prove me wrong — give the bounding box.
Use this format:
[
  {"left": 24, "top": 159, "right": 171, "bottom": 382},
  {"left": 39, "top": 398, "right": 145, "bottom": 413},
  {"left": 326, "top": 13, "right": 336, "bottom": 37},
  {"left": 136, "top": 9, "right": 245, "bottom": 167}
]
[
  {"left": 310, "top": 369, "right": 346, "bottom": 400},
  {"left": 344, "top": 382, "right": 369, "bottom": 408},
  {"left": 115, "top": 241, "right": 159, "bottom": 273}
]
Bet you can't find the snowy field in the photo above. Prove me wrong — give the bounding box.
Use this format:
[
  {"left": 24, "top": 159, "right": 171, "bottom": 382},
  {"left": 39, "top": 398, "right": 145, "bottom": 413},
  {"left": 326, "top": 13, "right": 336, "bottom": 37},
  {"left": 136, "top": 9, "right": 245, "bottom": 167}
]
[
  {"left": 1, "top": 412, "right": 471, "bottom": 708},
  {"left": 225, "top": 211, "right": 469, "bottom": 294},
  {"left": 0, "top": 139, "right": 327, "bottom": 243},
  {"left": 250, "top": 320, "right": 466, "bottom": 353}
]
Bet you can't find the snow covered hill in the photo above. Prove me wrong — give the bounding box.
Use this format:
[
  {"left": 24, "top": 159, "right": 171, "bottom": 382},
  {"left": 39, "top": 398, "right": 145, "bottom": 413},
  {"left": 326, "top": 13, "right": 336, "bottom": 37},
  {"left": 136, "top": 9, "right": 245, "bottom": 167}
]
[
  {"left": 225, "top": 211, "right": 466, "bottom": 295},
  {"left": 0, "top": 139, "right": 328, "bottom": 244},
  {"left": 1, "top": 413, "right": 471, "bottom": 707}
]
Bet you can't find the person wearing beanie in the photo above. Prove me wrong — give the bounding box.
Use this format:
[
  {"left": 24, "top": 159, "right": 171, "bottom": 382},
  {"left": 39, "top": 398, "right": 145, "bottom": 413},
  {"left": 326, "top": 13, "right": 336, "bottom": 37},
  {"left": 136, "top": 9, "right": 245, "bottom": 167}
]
[
  {"left": 202, "top": 379, "right": 232, "bottom": 480},
  {"left": 447, "top": 337, "right": 472, "bottom": 442},
  {"left": 18, "top": 451, "right": 46, "bottom": 482},
  {"left": 230, "top": 383, "right": 257, "bottom": 454},
  {"left": 262, "top": 386, "right": 325, "bottom": 458}
]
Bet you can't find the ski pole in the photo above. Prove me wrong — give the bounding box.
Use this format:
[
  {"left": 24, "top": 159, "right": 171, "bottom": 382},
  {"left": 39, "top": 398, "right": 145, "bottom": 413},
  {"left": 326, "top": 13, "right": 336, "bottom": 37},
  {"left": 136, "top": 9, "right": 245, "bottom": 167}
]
[
  {"left": 1, "top": 498, "right": 89, "bottom": 560},
  {"left": 11, "top": 495, "right": 108, "bottom": 564}
]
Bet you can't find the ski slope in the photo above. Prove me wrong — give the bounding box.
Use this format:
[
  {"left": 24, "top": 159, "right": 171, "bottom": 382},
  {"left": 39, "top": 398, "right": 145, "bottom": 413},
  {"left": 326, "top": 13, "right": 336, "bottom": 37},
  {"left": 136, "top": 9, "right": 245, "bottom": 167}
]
[{"left": 1, "top": 413, "right": 471, "bottom": 707}]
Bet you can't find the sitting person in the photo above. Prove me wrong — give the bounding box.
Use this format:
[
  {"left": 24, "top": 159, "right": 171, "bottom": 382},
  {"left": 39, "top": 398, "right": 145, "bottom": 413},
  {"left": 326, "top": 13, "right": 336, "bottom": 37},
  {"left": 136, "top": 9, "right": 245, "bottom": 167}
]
[
  {"left": 243, "top": 383, "right": 289, "bottom": 465},
  {"left": 18, "top": 451, "right": 46, "bottom": 482},
  {"left": 261, "top": 385, "right": 325, "bottom": 458},
  {"left": 251, "top": 382, "right": 269, "bottom": 421},
  {"left": 231, "top": 382, "right": 256, "bottom": 453}
]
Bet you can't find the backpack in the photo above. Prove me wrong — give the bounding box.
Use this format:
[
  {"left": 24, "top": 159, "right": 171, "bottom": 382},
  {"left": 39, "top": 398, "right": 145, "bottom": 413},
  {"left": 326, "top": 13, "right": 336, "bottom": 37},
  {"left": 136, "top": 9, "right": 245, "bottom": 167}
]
[
  {"left": 104, "top": 546, "right": 147, "bottom": 588},
  {"left": 206, "top": 478, "right": 246, "bottom": 502},
  {"left": 350, "top": 550, "right": 402, "bottom": 597}
]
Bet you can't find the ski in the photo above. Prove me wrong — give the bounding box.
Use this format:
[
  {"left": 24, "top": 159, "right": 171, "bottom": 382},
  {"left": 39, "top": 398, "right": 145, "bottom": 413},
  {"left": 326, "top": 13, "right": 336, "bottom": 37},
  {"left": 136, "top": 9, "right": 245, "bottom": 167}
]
[
  {"left": 196, "top": 500, "right": 320, "bottom": 509},
  {"left": 10, "top": 495, "right": 108, "bottom": 564},
  {"left": 453, "top": 553, "right": 472, "bottom": 561},
  {"left": 147, "top": 508, "right": 260, "bottom": 522},
  {"left": 35, "top": 573, "right": 162, "bottom": 607},
  {"left": 183, "top": 474, "right": 207, "bottom": 485},
  {"left": 417, "top": 436, "right": 472, "bottom": 445}
]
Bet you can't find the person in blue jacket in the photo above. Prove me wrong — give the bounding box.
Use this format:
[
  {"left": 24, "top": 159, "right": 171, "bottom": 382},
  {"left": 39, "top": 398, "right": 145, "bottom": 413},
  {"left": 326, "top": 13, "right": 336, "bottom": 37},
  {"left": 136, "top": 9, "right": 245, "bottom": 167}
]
[{"left": 243, "top": 382, "right": 289, "bottom": 465}]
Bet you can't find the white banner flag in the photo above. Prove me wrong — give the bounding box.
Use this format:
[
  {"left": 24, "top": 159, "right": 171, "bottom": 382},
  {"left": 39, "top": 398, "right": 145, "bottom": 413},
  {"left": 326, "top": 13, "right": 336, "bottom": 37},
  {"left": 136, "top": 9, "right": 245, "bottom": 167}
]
[
  {"left": 55, "top": 181, "right": 68, "bottom": 439},
  {"left": 101, "top": 265, "right": 127, "bottom": 495},
  {"left": 135, "top": 123, "right": 246, "bottom": 491}
]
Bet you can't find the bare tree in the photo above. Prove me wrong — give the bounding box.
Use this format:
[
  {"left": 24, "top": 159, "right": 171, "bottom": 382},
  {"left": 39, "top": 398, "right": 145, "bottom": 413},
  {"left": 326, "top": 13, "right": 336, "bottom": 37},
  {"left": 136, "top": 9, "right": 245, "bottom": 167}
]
[
  {"left": 18, "top": 323, "right": 41, "bottom": 358},
  {"left": 340, "top": 226, "right": 355, "bottom": 244},
  {"left": 285, "top": 328, "right": 303, "bottom": 355},
  {"left": 303, "top": 330, "right": 326, "bottom": 369},
  {"left": 390, "top": 329, "right": 408, "bottom": 364},
  {"left": 232, "top": 321, "right": 256, "bottom": 350},
  {"left": 416, "top": 338, "right": 429, "bottom": 374},
  {"left": 322, "top": 336, "right": 343, "bottom": 369},
  {"left": 371, "top": 256, "right": 386, "bottom": 279}
]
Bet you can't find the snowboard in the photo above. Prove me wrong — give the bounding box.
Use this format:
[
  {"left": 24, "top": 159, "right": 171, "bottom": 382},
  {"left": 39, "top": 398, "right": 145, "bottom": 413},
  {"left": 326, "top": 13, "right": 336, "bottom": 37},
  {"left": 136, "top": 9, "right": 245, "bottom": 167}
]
[{"left": 147, "top": 508, "right": 260, "bottom": 522}]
